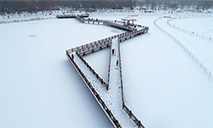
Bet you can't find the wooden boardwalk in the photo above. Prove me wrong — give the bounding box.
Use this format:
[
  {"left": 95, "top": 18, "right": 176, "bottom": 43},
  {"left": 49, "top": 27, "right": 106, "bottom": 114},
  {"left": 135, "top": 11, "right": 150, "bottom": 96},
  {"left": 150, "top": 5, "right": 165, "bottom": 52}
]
[{"left": 66, "top": 15, "right": 149, "bottom": 128}]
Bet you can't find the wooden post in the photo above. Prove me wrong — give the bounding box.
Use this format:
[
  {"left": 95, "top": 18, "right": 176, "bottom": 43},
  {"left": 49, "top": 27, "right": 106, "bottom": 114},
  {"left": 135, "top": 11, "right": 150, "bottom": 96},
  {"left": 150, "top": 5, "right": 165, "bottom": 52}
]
[{"left": 71, "top": 54, "right": 74, "bottom": 60}]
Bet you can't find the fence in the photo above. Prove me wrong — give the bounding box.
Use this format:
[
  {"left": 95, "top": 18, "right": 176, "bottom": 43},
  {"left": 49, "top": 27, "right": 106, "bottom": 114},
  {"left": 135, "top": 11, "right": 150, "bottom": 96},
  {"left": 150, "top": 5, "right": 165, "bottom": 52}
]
[
  {"left": 154, "top": 17, "right": 212, "bottom": 80},
  {"left": 167, "top": 16, "right": 213, "bottom": 42}
]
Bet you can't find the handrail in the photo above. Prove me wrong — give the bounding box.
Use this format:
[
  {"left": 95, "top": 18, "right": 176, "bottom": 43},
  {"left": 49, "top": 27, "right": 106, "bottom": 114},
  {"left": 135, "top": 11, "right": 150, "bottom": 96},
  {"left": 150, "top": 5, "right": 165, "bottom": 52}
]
[
  {"left": 108, "top": 39, "right": 112, "bottom": 90},
  {"left": 67, "top": 27, "right": 149, "bottom": 56},
  {"left": 117, "top": 38, "right": 145, "bottom": 128},
  {"left": 123, "top": 104, "right": 145, "bottom": 128},
  {"left": 66, "top": 16, "right": 149, "bottom": 128},
  {"left": 76, "top": 52, "right": 109, "bottom": 90},
  {"left": 66, "top": 51, "right": 121, "bottom": 127}
]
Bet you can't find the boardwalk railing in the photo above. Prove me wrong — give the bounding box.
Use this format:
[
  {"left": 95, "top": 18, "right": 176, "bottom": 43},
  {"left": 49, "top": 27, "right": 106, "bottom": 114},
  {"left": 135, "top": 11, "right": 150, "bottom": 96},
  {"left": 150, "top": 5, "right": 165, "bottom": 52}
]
[
  {"left": 76, "top": 52, "right": 109, "bottom": 90},
  {"left": 117, "top": 39, "right": 124, "bottom": 105},
  {"left": 108, "top": 40, "right": 112, "bottom": 85},
  {"left": 67, "top": 27, "right": 149, "bottom": 56},
  {"left": 117, "top": 38, "right": 145, "bottom": 128},
  {"left": 123, "top": 105, "right": 144, "bottom": 128},
  {"left": 74, "top": 16, "right": 144, "bottom": 32},
  {"left": 66, "top": 51, "right": 121, "bottom": 127},
  {"left": 74, "top": 15, "right": 85, "bottom": 23},
  {"left": 103, "top": 20, "right": 136, "bottom": 31},
  {"left": 67, "top": 16, "right": 149, "bottom": 128}
]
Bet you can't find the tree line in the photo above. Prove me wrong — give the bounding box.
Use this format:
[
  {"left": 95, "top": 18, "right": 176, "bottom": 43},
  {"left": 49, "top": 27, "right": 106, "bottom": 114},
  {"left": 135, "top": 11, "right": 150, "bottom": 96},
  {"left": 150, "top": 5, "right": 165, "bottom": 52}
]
[
  {"left": 0, "top": 0, "right": 212, "bottom": 13},
  {"left": 0, "top": 0, "right": 136, "bottom": 13},
  {"left": 138, "top": 0, "right": 213, "bottom": 11}
]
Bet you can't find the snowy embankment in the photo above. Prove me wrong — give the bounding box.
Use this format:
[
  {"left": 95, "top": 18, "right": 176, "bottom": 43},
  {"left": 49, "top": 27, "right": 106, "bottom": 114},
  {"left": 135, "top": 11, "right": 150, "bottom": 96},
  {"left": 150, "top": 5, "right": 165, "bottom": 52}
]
[
  {"left": 0, "top": 10, "right": 76, "bottom": 24},
  {"left": 0, "top": 11, "right": 55, "bottom": 24},
  {"left": 1, "top": 12, "right": 213, "bottom": 128}
]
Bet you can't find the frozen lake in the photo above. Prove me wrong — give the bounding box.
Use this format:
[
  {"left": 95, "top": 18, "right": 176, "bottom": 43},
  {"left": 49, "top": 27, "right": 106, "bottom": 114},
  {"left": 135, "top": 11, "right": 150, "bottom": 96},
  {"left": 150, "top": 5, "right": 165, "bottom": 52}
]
[{"left": 1, "top": 13, "right": 213, "bottom": 128}]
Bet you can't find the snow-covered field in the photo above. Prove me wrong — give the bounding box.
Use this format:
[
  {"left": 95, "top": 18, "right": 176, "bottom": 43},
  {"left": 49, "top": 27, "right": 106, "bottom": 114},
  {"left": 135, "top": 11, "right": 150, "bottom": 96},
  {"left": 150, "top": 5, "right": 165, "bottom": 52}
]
[
  {"left": 169, "top": 17, "right": 213, "bottom": 38},
  {"left": 1, "top": 12, "right": 213, "bottom": 128}
]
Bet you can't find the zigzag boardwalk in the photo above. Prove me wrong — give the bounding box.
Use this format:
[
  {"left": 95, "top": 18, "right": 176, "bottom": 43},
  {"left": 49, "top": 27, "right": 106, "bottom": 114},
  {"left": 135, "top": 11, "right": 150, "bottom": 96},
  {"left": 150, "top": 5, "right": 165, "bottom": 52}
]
[{"left": 66, "top": 15, "right": 148, "bottom": 128}]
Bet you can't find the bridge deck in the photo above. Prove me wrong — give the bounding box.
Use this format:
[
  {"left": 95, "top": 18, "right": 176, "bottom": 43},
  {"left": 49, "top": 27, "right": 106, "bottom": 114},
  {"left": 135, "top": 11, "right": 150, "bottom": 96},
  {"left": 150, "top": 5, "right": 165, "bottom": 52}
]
[
  {"left": 108, "top": 38, "right": 136, "bottom": 127},
  {"left": 66, "top": 16, "right": 148, "bottom": 128},
  {"left": 67, "top": 39, "right": 136, "bottom": 127}
]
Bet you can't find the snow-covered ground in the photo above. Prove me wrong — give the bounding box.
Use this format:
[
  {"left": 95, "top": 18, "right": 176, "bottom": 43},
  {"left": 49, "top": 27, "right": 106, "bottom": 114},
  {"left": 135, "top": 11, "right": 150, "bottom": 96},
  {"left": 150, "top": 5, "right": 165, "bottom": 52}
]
[
  {"left": 0, "top": 18, "right": 119, "bottom": 127},
  {"left": 121, "top": 16, "right": 213, "bottom": 128},
  {"left": 0, "top": 11, "right": 56, "bottom": 23},
  {"left": 170, "top": 17, "right": 213, "bottom": 37},
  {"left": 1, "top": 12, "right": 213, "bottom": 128},
  {"left": 169, "top": 17, "right": 213, "bottom": 41},
  {"left": 0, "top": 10, "right": 85, "bottom": 24}
]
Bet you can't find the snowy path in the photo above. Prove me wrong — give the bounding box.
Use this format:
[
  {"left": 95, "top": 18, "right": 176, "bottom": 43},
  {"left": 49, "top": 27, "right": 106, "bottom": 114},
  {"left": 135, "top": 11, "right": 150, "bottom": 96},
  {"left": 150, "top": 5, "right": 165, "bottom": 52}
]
[
  {"left": 64, "top": 15, "right": 148, "bottom": 127},
  {"left": 71, "top": 52, "right": 108, "bottom": 97},
  {"left": 108, "top": 38, "right": 136, "bottom": 127},
  {"left": 68, "top": 38, "right": 137, "bottom": 127}
]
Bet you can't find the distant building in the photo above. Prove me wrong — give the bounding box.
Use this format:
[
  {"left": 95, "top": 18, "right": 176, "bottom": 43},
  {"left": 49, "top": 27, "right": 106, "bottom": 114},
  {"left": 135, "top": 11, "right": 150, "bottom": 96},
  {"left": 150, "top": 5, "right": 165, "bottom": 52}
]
[{"left": 121, "top": 17, "right": 136, "bottom": 26}]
